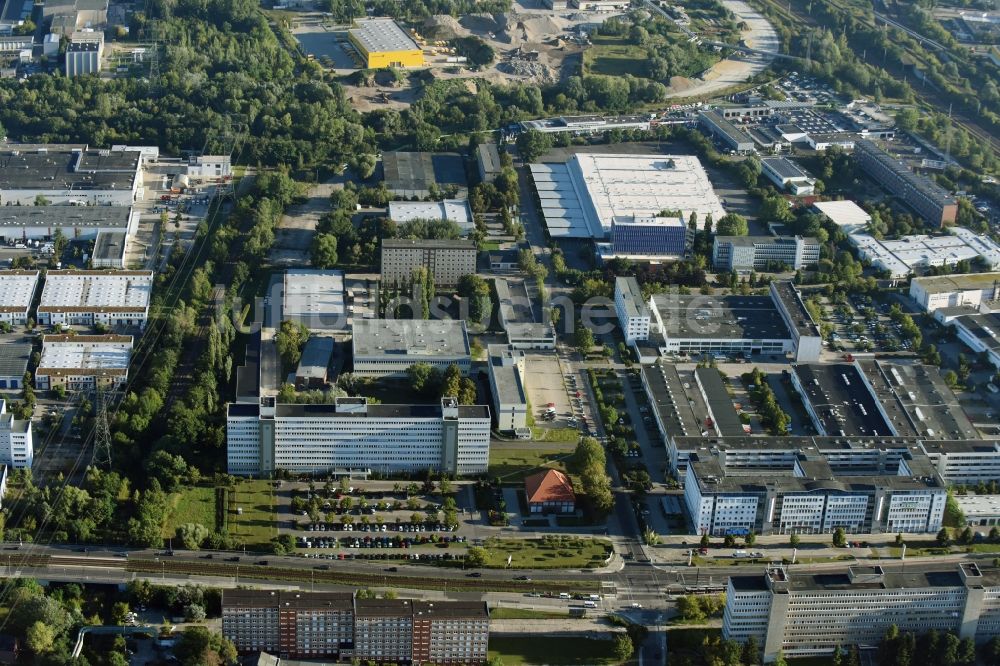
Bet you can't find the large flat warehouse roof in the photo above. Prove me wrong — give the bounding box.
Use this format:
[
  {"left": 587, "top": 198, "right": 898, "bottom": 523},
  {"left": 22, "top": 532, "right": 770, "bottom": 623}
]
[
  {"left": 349, "top": 18, "right": 419, "bottom": 54},
  {"left": 530, "top": 153, "right": 727, "bottom": 239},
  {"left": 0, "top": 148, "right": 141, "bottom": 191},
  {"left": 651, "top": 294, "right": 792, "bottom": 341},
  {"left": 282, "top": 269, "right": 346, "bottom": 330},
  {"left": 38, "top": 270, "right": 153, "bottom": 313},
  {"left": 38, "top": 334, "right": 132, "bottom": 375},
  {"left": 0, "top": 206, "right": 135, "bottom": 231},
  {"left": 0, "top": 270, "right": 40, "bottom": 313},
  {"left": 352, "top": 318, "right": 470, "bottom": 358},
  {"left": 793, "top": 363, "right": 894, "bottom": 437},
  {"left": 911, "top": 272, "right": 1000, "bottom": 294}
]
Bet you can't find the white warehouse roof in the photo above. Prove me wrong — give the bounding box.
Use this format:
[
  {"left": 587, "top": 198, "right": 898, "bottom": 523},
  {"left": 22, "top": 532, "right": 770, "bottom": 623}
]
[{"left": 530, "top": 153, "right": 726, "bottom": 239}]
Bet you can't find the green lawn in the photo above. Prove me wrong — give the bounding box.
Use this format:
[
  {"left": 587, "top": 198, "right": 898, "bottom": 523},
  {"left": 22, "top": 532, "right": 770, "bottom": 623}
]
[
  {"left": 480, "top": 537, "right": 612, "bottom": 569},
  {"left": 489, "top": 607, "right": 571, "bottom": 619},
  {"left": 488, "top": 636, "right": 620, "bottom": 665},
  {"left": 584, "top": 35, "right": 647, "bottom": 77},
  {"left": 161, "top": 485, "right": 217, "bottom": 539},
  {"left": 530, "top": 426, "right": 582, "bottom": 443},
  {"left": 488, "top": 444, "right": 575, "bottom": 482},
  {"left": 228, "top": 479, "right": 277, "bottom": 547}
]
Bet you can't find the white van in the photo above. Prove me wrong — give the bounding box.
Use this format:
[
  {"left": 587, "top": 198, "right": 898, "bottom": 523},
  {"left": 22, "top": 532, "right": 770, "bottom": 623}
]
[
  {"left": 558, "top": 593, "right": 571, "bottom": 600},
  {"left": 584, "top": 601, "right": 597, "bottom": 608}
]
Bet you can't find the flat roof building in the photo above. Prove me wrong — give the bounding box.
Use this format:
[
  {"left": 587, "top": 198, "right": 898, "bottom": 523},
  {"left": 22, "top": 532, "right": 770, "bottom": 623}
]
[
  {"left": 294, "top": 336, "right": 334, "bottom": 390},
  {"left": 387, "top": 199, "right": 473, "bottom": 233},
  {"left": 0, "top": 399, "right": 31, "bottom": 469},
  {"left": 222, "top": 590, "right": 489, "bottom": 663},
  {"left": 955, "top": 494, "right": 1000, "bottom": 527},
  {"left": 0, "top": 205, "right": 138, "bottom": 240},
  {"left": 849, "top": 227, "right": 1000, "bottom": 279},
  {"left": 495, "top": 278, "right": 556, "bottom": 350},
  {"left": 614, "top": 276, "right": 651, "bottom": 344},
  {"left": 685, "top": 445, "right": 947, "bottom": 537},
  {"left": 65, "top": 31, "right": 102, "bottom": 77},
  {"left": 724, "top": 563, "right": 1000, "bottom": 663},
  {"left": 351, "top": 318, "right": 470, "bottom": 377},
  {"left": 650, "top": 293, "right": 794, "bottom": 358},
  {"left": 0, "top": 343, "right": 30, "bottom": 390},
  {"left": 0, "top": 270, "right": 40, "bottom": 326},
  {"left": 607, "top": 215, "right": 692, "bottom": 261},
  {"left": 382, "top": 151, "right": 466, "bottom": 198},
  {"left": 380, "top": 238, "right": 477, "bottom": 288},
  {"left": 713, "top": 236, "right": 820, "bottom": 273},
  {"left": 227, "top": 397, "right": 490, "bottom": 477},
  {"left": 790, "top": 363, "right": 895, "bottom": 437},
  {"left": 520, "top": 114, "right": 654, "bottom": 135},
  {"left": 769, "top": 281, "right": 823, "bottom": 362},
  {"left": 37, "top": 270, "right": 152, "bottom": 329},
  {"left": 947, "top": 311, "right": 1000, "bottom": 372},
  {"left": 698, "top": 110, "right": 756, "bottom": 155},
  {"left": 641, "top": 362, "right": 712, "bottom": 446},
  {"left": 281, "top": 269, "right": 346, "bottom": 331},
  {"left": 759, "top": 157, "right": 815, "bottom": 195},
  {"left": 91, "top": 230, "right": 127, "bottom": 268},
  {"left": 694, "top": 367, "right": 744, "bottom": 436},
  {"left": 529, "top": 153, "right": 726, "bottom": 239},
  {"left": 35, "top": 333, "right": 132, "bottom": 391},
  {"left": 854, "top": 138, "right": 958, "bottom": 227},
  {"left": 486, "top": 344, "right": 528, "bottom": 433},
  {"left": 0, "top": 144, "right": 142, "bottom": 206},
  {"left": 811, "top": 200, "right": 872, "bottom": 233},
  {"left": 910, "top": 271, "right": 1000, "bottom": 313},
  {"left": 348, "top": 18, "right": 423, "bottom": 69}
]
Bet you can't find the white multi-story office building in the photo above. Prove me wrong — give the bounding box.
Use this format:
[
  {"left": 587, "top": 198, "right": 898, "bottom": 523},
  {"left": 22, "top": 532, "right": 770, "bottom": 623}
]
[
  {"left": 227, "top": 397, "right": 490, "bottom": 477},
  {"left": 614, "top": 276, "right": 651, "bottom": 343},
  {"left": 724, "top": 563, "right": 1000, "bottom": 663},
  {"left": 37, "top": 270, "right": 153, "bottom": 329},
  {"left": 351, "top": 319, "right": 471, "bottom": 377},
  {"left": 683, "top": 446, "right": 946, "bottom": 536},
  {"left": 486, "top": 344, "right": 528, "bottom": 433},
  {"left": 187, "top": 155, "right": 232, "bottom": 179},
  {"left": 0, "top": 399, "right": 32, "bottom": 469}
]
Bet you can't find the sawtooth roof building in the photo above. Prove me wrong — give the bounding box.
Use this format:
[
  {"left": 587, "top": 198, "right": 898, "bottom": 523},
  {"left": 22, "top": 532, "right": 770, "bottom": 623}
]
[
  {"left": 37, "top": 270, "right": 153, "bottom": 329},
  {"left": 0, "top": 270, "right": 40, "bottom": 326}
]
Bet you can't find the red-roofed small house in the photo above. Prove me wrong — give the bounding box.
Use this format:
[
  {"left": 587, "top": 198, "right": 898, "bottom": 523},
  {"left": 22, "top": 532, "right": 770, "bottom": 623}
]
[{"left": 524, "top": 469, "right": 575, "bottom": 514}]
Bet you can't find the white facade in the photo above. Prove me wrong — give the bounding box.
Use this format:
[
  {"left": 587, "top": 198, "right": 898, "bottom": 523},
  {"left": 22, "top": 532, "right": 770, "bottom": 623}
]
[
  {"left": 909, "top": 273, "right": 1000, "bottom": 312},
  {"left": 724, "top": 564, "right": 1000, "bottom": 663},
  {"left": 65, "top": 33, "right": 103, "bottom": 77},
  {"left": 885, "top": 490, "right": 947, "bottom": 533},
  {"left": 0, "top": 270, "right": 40, "bottom": 326},
  {"left": 812, "top": 200, "right": 872, "bottom": 234},
  {"left": 227, "top": 398, "right": 491, "bottom": 477},
  {"left": 187, "top": 155, "right": 232, "bottom": 179},
  {"left": 37, "top": 270, "right": 153, "bottom": 329},
  {"left": 35, "top": 334, "right": 132, "bottom": 391},
  {"left": 921, "top": 441, "right": 1000, "bottom": 485},
  {"left": 487, "top": 345, "right": 528, "bottom": 432},
  {"left": 0, "top": 400, "right": 32, "bottom": 469},
  {"left": 351, "top": 319, "right": 471, "bottom": 378},
  {"left": 851, "top": 229, "right": 1000, "bottom": 279},
  {"left": 614, "top": 277, "right": 651, "bottom": 343}
]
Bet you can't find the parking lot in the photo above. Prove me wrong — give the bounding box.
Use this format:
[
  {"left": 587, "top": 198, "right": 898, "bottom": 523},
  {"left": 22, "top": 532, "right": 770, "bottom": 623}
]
[{"left": 524, "top": 352, "right": 577, "bottom": 430}]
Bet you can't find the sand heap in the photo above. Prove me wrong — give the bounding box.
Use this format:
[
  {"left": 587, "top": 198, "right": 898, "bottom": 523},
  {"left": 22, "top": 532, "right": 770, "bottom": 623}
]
[{"left": 422, "top": 15, "right": 465, "bottom": 41}]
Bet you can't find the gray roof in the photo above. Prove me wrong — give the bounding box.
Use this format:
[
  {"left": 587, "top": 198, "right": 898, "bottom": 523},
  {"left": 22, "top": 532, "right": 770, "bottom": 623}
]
[
  {"left": 651, "top": 293, "right": 792, "bottom": 341},
  {"left": 766, "top": 563, "right": 998, "bottom": 592},
  {"left": 296, "top": 336, "right": 334, "bottom": 380},
  {"left": 793, "top": 363, "right": 894, "bottom": 437},
  {"left": 771, "top": 281, "right": 821, "bottom": 337},
  {"left": 699, "top": 110, "right": 754, "bottom": 147},
  {"left": 382, "top": 151, "right": 466, "bottom": 193},
  {"left": 477, "top": 143, "right": 502, "bottom": 175},
  {"left": 0, "top": 342, "right": 30, "bottom": 378},
  {"left": 715, "top": 235, "right": 818, "bottom": 248},
  {"left": 0, "top": 148, "right": 140, "bottom": 191},
  {"left": 0, "top": 205, "right": 133, "bottom": 230},
  {"left": 381, "top": 238, "right": 477, "bottom": 251},
  {"left": 92, "top": 230, "right": 127, "bottom": 262},
  {"left": 615, "top": 276, "right": 648, "bottom": 319},
  {"left": 954, "top": 313, "right": 1000, "bottom": 354},
  {"left": 761, "top": 156, "right": 809, "bottom": 179},
  {"left": 488, "top": 346, "right": 527, "bottom": 407},
  {"left": 274, "top": 402, "right": 488, "bottom": 420},
  {"left": 642, "top": 362, "right": 710, "bottom": 438},
  {"left": 352, "top": 318, "right": 470, "bottom": 359},
  {"left": 694, "top": 367, "right": 743, "bottom": 436},
  {"left": 349, "top": 18, "right": 419, "bottom": 54},
  {"left": 855, "top": 139, "right": 956, "bottom": 207}
]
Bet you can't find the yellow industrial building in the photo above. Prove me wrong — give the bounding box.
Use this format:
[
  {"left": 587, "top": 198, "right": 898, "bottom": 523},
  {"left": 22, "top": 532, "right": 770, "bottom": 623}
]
[{"left": 348, "top": 18, "right": 424, "bottom": 69}]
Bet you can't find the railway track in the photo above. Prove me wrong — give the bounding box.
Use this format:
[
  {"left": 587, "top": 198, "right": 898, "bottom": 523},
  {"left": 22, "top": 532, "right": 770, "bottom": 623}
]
[{"left": 751, "top": 0, "right": 1000, "bottom": 155}]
